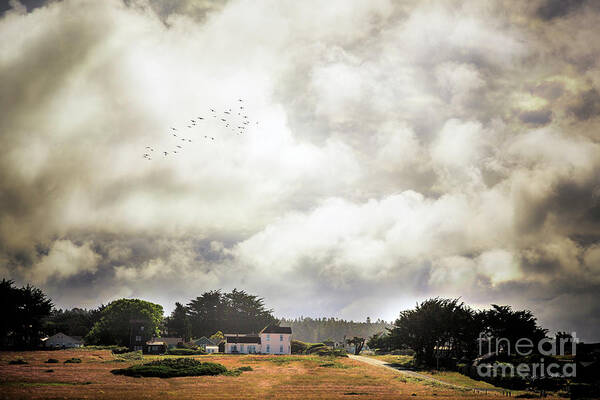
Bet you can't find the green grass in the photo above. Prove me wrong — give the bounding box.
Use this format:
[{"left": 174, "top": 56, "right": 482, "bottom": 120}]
[
  {"left": 111, "top": 358, "right": 228, "bottom": 378},
  {"left": 366, "top": 354, "right": 414, "bottom": 368},
  {"left": 417, "top": 370, "right": 498, "bottom": 389},
  {"left": 246, "top": 355, "right": 319, "bottom": 365},
  {"left": 115, "top": 350, "right": 143, "bottom": 361},
  {"left": 319, "top": 360, "right": 350, "bottom": 369},
  {"left": 166, "top": 348, "right": 205, "bottom": 356}
]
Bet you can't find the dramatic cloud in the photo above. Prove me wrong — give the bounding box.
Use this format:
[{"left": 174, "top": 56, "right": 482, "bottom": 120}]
[{"left": 1, "top": 0, "right": 599, "bottom": 340}]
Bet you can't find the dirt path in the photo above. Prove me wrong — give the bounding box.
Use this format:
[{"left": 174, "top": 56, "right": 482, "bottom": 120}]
[{"left": 348, "top": 355, "right": 510, "bottom": 396}]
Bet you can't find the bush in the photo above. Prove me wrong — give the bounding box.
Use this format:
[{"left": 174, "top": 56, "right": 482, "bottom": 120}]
[
  {"left": 166, "top": 348, "right": 205, "bottom": 356},
  {"left": 116, "top": 350, "right": 143, "bottom": 361},
  {"left": 9, "top": 359, "right": 27, "bottom": 365},
  {"left": 314, "top": 347, "right": 348, "bottom": 357},
  {"left": 238, "top": 366, "right": 253, "bottom": 371},
  {"left": 306, "top": 343, "right": 327, "bottom": 354},
  {"left": 111, "top": 358, "right": 228, "bottom": 378},
  {"left": 391, "top": 349, "right": 415, "bottom": 356},
  {"left": 64, "top": 358, "right": 82, "bottom": 363},
  {"left": 45, "top": 358, "right": 60, "bottom": 363},
  {"left": 291, "top": 340, "right": 309, "bottom": 354},
  {"left": 111, "top": 346, "right": 130, "bottom": 354},
  {"left": 45, "top": 369, "right": 54, "bottom": 373},
  {"left": 82, "top": 345, "right": 129, "bottom": 354}
]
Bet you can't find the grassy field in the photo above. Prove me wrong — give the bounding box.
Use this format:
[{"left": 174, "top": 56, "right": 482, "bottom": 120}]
[
  {"left": 1, "top": 349, "right": 516, "bottom": 399},
  {"left": 364, "top": 355, "right": 537, "bottom": 395}
]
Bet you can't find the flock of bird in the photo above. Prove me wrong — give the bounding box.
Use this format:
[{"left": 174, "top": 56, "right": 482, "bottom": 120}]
[{"left": 142, "top": 99, "right": 258, "bottom": 160}]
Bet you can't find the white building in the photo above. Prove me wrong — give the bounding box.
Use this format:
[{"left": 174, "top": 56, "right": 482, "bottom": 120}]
[
  {"left": 224, "top": 324, "right": 292, "bottom": 354},
  {"left": 45, "top": 332, "right": 83, "bottom": 348}
]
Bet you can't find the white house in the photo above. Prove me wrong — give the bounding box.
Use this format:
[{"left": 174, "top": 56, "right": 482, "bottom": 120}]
[
  {"left": 224, "top": 324, "right": 292, "bottom": 354},
  {"left": 224, "top": 334, "right": 261, "bottom": 354},
  {"left": 45, "top": 332, "right": 83, "bottom": 348}
]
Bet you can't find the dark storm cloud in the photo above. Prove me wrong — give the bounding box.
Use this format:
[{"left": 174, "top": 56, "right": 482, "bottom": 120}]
[
  {"left": 536, "top": 0, "right": 587, "bottom": 20},
  {"left": 569, "top": 89, "right": 600, "bottom": 121},
  {"left": 518, "top": 109, "right": 553, "bottom": 125},
  {"left": 0, "top": 0, "right": 50, "bottom": 14}
]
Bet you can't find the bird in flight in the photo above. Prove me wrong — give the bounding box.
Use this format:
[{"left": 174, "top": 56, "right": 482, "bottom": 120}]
[{"left": 142, "top": 98, "right": 255, "bottom": 161}]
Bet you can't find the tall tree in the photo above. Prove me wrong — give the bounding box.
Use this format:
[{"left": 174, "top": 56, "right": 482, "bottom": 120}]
[
  {"left": 480, "top": 304, "right": 546, "bottom": 355},
  {"left": 186, "top": 289, "right": 277, "bottom": 337},
  {"left": 390, "top": 298, "right": 478, "bottom": 366},
  {"left": 45, "top": 307, "right": 103, "bottom": 337},
  {"left": 85, "top": 298, "right": 163, "bottom": 346},
  {"left": 165, "top": 302, "right": 191, "bottom": 341},
  {"left": 187, "top": 290, "right": 225, "bottom": 338},
  {"left": 0, "top": 279, "right": 53, "bottom": 348},
  {"left": 222, "top": 289, "right": 276, "bottom": 333}
]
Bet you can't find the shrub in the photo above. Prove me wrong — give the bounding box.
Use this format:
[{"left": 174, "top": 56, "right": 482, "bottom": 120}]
[
  {"left": 45, "top": 358, "right": 60, "bottom": 363},
  {"left": 9, "top": 359, "right": 27, "bottom": 365},
  {"left": 111, "top": 346, "right": 130, "bottom": 354},
  {"left": 306, "top": 343, "right": 327, "bottom": 354},
  {"left": 291, "top": 340, "right": 347, "bottom": 357},
  {"left": 291, "top": 340, "right": 309, "bottom": 354},
  {"left": 238, "top": 366, "right": 253, "bottom": 371},
  {"left": 166, "top": 348, "right": 205, "bottom": 356},
  {"left": 111, "top": 358, "right": 228, "bottom": 378},
  {"left": 314, "top": 347, "right": 348, "bottom": 357},
  {"left": 64, "top": 358, "right": 82, "bottom": 363},
  {"left": 116, "top": 350, "right": 143, "bottom": 361},
  {"left": 82, "top": 345, "right": 129, "bottom": 354},
  {"left": 45, "top": 369, "right": 54, "bottom": 373}
]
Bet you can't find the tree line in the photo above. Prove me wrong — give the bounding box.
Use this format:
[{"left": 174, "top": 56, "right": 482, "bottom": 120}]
[
  {"left": 367, "top": 297, "right": 548, "bottom": 367},
  {"left": 1, "top": 279, "right": 278, "bottom": 348},
  {"left": 279, "top": 317, "right": 390, "bottom": 344}
]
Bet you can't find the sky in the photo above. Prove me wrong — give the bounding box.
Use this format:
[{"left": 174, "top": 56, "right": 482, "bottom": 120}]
[{"left": 1, "top": 0, "right": 599, "bottom": 341}]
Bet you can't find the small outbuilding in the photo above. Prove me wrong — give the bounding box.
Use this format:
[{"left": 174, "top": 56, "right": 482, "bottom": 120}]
[{"left": 45, "top": 333, "right": 83, "bottom": 348}]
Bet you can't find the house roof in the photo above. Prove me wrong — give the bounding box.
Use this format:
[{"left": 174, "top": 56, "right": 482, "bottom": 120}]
[
  {"left": 260, "top": 324, "right": 292, "bottom": 334},
  {"left": 48, "top": 333, "right": 83, "bottom": 343},
  {"left": 226, "top": 335, "right": 261, "bottom": 344},
  {"left": 150, "top": 337, "right": 182, "bottom": 345}
]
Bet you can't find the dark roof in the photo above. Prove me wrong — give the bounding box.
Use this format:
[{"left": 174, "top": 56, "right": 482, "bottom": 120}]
[
  {"left": 260, "top": 324, "right": 292, "bottom": 334},
  {"left": 226, "top": 335, "right": 261, "bottom": 344}
]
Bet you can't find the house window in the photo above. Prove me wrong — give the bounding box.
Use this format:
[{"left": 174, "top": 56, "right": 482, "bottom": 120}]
[
  {"left": 266, "top": 344, "right": 270, "bottom": 353},
  {"left": 280, "top": 345, "right": 283, "bottom": 353},
  {"left": 240, "top": 344, "right": 244, "bottom": 352},
  {"left": 266, "top": 334, "right": 270, "bottom": 341},
  {"left": 140, "top": 326, "right": 144, "bottom": 331},
  {"left": 135, "top": 336, "right": 141, "bottom": 341},
  {"left": 280, "top": 334, "right": 283, "bottom": 341},
  {"left": 232, "top": 345, "right": 237, "bottom": 352}
]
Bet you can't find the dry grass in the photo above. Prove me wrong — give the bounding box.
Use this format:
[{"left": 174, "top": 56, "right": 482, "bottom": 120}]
[{"left": 0, "top": 350, "right": 524, "bottom": 399}]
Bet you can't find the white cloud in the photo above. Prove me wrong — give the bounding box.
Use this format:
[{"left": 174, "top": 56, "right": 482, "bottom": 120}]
[{"left": 28, "top": 240, "right": 100, "bottom": 284}]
